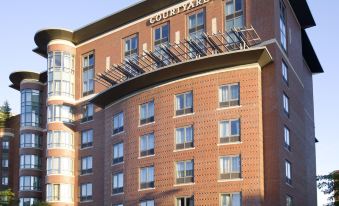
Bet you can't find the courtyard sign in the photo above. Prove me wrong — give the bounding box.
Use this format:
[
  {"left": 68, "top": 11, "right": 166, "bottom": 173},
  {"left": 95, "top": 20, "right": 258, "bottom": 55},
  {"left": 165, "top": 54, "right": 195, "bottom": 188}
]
[{"left": 149, "top": 0, "right": 210, "bottom": 24}]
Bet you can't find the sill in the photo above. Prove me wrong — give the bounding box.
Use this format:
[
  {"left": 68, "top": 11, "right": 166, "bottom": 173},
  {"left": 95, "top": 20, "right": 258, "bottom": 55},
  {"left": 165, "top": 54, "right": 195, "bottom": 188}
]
[
  {"left": 20, "top": 168, "right": 43, "bottom": 172},
  {"left": 174, "top": 182, "right": 195, "bottom": 187},
  {"left": 138, "top": 155, "right": 155, "bottom": 159},
  {"left": 286, "top": 182, "right": 293, "bottom": 188},
  {"left": 79, "top": 173, "right": 93, "bottom": 177},
  {"left": 80, "top": 146, "right": 94, "bottom": 151},
  {"left": 173, "top": 147, "right": 195, "bottom": 152},
  {"left": 218, "top": 178, "right": 243, "bottom": 183},
  {"left": 80, "top": 200, "right": 93, "bottom": 203},
  {"left": 173, "top": 113, "right": 195, "bottom": 119},
  {"left": 217, "top": 142, "right": 242, "bottom": 146},
  {"left": 20, "top": 147, "right": 43, "bottom": 150},
  {"left": 138, "top": 187, "right": 155, "bottom": 192},
  {"left": 47, "top": 174, "right": 74, "bottom": 177},
  {"left": 47, "top": 147, "right": 75, "bottom": 151},
  {"left": 112, "top": 162, "right": 124, "bottom": 166},
  {"left": 138, "top": 121, "right": 155, "bottom": 128},
  {"left": 111, "top": 192, "right": 124, "bottom": 197},
  {"left": 217, "top": 105, "right": 242, "bottom": 111},
  {"left": 80, "top": 119, "right": 94, "bottom": 125},
  {"left": 112, "top": 131, "right": 125, "bottom": 137}
]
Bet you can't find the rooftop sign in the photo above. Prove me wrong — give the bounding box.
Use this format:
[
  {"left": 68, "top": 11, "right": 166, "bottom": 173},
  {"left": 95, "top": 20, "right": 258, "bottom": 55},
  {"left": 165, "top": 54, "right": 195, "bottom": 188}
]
[{"left": 149, "top": 0, "right": 210, "bottom": 24}]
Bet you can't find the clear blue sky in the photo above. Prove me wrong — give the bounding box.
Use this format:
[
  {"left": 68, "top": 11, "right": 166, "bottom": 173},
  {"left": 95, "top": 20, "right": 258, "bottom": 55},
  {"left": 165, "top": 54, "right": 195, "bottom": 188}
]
[{"left": 0, "top": 0, "right": 337, "bottom": 205}]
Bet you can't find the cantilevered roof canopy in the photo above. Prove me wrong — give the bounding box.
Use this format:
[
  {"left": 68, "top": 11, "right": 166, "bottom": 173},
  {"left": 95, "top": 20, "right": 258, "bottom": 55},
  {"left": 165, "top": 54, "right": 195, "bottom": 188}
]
[
  {"left": 90, "top": 47, "right": 273, "bottom": 108},
  {"left": 288, "top": 0, "right": 316, "bottom": 29},
  {"left": 302, "top": 30, "right": 323, "bottom": 73},
  {"left": 9, "top": 71, "right": 47, "bottom": 90}
]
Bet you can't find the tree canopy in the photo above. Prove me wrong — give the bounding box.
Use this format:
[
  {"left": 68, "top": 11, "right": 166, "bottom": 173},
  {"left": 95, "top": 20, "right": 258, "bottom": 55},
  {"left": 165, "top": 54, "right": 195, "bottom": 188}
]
[
  {"left": 0, "top": 101, "right": 11, "bottom": 128},
  {"left": 317, "top": 172, "right": 339, "bottom": 206}
]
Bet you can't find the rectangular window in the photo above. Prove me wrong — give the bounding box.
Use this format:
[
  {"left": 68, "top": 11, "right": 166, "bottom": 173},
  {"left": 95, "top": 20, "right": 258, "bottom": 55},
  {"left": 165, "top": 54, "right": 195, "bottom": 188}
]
[
  {"left": 124, "top": 34, "right": 139, "bottom": 65},
  {"left": 81, "top": 130, "right": 93, "bottom": 149},
  {"left": 82, "top": 52, "right": 95, "bottom": 96},
  {"left": 285, "top": 160, "right": 292, "bottom": 185},
  {"left": 2, "top": 141, "right": 9, "bottom": 150},
  {"left": 80, "top": 183, "right": 92, "bottom": 202},
  {"left": 286, "top": 195, "right": 293, "bottom": 206},
  {"left": 176, "top": 160, "right": 194, "bottom": 184},
  {"left": 47, "top": 131, "right": 73, "bottom": 149},
  {"left": 140, "top": 101, "right": 155, "bottom": 125},
  {"left": 20, "top": 133, "right": 42, "bottom": 149},
  {"left": 19, "top": 176, "right": 41, "bottom": 191},
  {"left": 219, "top": 119, "right": 240, "bottom": 144},
  {"left": 20, "top": 155, "right": 41, "bottom": 169},
  {"left": 280, "top": 0, "right": 287, "bottom": 51},
  {"left": 81, "top": 156, "right": 93, "bottom": 175},
  {"left": 81, "top": 103, "right": 94, "bottom": 123},
  {"left": 140, "top": 133, "right": 155, "bottom": 157},
  {"left": 219, "top": 84, "right": 240, "bottom": 107},
  {"left": 46, "top": 184, "right": 73, "bottom": 202},
  {"left": 154, "top": 23, "right": 170, "bottom": 66},
  {"left": 2, "top": 177, "right": 8, "bottom": 185},
  {"left": 282, "top": 61, "right": 288, "bottom": 83},
  {"left": 219, "top": 156, "right": 241, "bottom": 180},
  {"left": 113, "top": 142, "right": 124, "bottom": 164},
  {"left": 283, "top": 93, "right": 289, "bottom": 116},
  {"left": 140, "top": 200, "right": 154, "bottom": 206},
  {"left": 2, "top": 159, "right": 8, "bottom": 168},
  {"left": 112, "top": 172, "right": 124, "bottom": 194},
  {"left": 140, "top": 166, "right": 155, "bottom": 189},
  {"left": 220, "top": 192, "right": 242, "bottom": 206},
  {"left": 175, "top": 126, "right": 194, "bottom": 150},
  {"left": 176, "top": 196, "right": 194, "bottom": 206},
  {"left": 47, "top": 157, "right": 73, "bottom": 175},
  {"left": 225, "top": 0, "right": 244, "bottom": 42},
  {"left": 175, "top": 92, "right": 193, "bottom": 116},
  {"left": 284, "top": 126, "right": 291, "bottom": 151},
  {"left": 188, "top": 10, "right": 206, "bottom": 58},
  {"left": 113, "top": 112, "right": 124, "bottom": 134}
]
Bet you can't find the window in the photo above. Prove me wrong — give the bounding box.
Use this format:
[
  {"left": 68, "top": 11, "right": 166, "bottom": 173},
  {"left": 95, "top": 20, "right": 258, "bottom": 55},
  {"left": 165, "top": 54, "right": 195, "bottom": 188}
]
[
  {"left": 2, "top": 141, "right": 9, "bottom": 150},
  {"left": 20, "top": 133, "right": 42, "bottom": 148},
  {"left": 47, "top": 105, "right": 73, "bottom": 123},
  {"left": 188, "top": 10, "right": 205, "bottom": 58},
  {"left": 286, "top": 195, "right": 293, "bottom": 206},
  {"left": 285, "top": 160, "right": 292, "bottom": 185},
  {"left": 282, "top": 61, "right": 288, "bottom": 83},
  {"left": 113, "top": 112, "right": 124, "bottom": 134},
  {"left": 124, "top": 34, "right": 139, "bottom": 65},
  {"left": 113, "top": 204, "right": 123, "bottom": 206},
  {"left": 225, "top": 0, "right": 244, "bottom": 42},
  {"left": 219, "top": 119, "right": 240, "bottom": 143},
  {"left": 175, "top": 92, "right": 193, "bottom": 116},
  {"left": 19, "top": 176, "right": 41, "bottom": 191},
  {"left": 221, "top": 193, "right": 242, "bottom": 206},
  {"left": 21, "top": 89, "right": 41, "bottom": 127},
  {"left": 19, "top": 198, "right": 38, "bottom": 206},
  {"left": 140, "top": 200, "right": 154, "bottom": 206},
  {"left": 47, "top": 131, "right": 73, "bottom": 149},
  {"left": 81, "top": 104, "right": 94, "bottom": 123},
  {"left": 2, "top": 177, "right": 8, "bottom": 185},
  {"left": 176, "top": 160, "right": 194, "bottom": 184},
  {"left": 140, "top": 101, "right": 154, "bottom": 125},
  {"left": 154, "top": 23, "right": 170, "bottom": 66},
  {"left": 46, "top": 184, "right": 73, "bottom": 202},
  {"left": 219, "top": 84, "right": 240, "bottom": 107},
  {"left": 140, "top": 166, "right": 154, "bottom": 189},
  {"left": 283, "top": 93, "right": 289, "bottom": 116},
  {"left": 81, "top": 156, "right": 93, "bottom": 175},
  {"left": 113, "top": 142, "right": 124, "bottom": 164},
  {"left": 2, "top": 158, "right": 8, "bottom": 168},
  {"left": 140, "top": 133, "right": 155, "bottom": 157},
  {"left": 219, "top": 156, "right": 241, "bottom": 179},
  {"left": 284, "top": 126, "right": 291, "bottom": 151},
  {"left": 280, "top": 0, "right": 287, "bottom": 51},
  {"left": 112, "top": 172, "right": 124, "bottom": 194},
  {"left": 82, "top": 52, "right": 95, "bottom": 96},
  {"left": 81, "top": 130, "right": 93, "bottom": 148},
  {"left": 80, "top": 183, "right": 93, "bottom": 202},
  {"left": 20, "top": 155, "right": 41, "bottom": 169},
  {"left": 47, "top": 51, "right": 75, "bottom": 98},
  {"left": 176, "top": 196, "right": 194, "bottom": 206},
  {"left": 47, "top": 157, "right": 73, "bottom": 175},
  {"left": 175, "top": 126, "right": 194, "bottom": 150}
]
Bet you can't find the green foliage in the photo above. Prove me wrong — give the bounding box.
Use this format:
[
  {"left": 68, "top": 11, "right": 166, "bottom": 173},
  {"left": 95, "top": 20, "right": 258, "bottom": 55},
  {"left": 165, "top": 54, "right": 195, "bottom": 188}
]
[
  {"left": 0, "top": 189, "right": 17, "bottom": 205},
  {"left": 317, "top": 173, "right": 339, "bottom": 206},
  {"left": 0, "top": 101, "right": 11, "bottom": 128}
]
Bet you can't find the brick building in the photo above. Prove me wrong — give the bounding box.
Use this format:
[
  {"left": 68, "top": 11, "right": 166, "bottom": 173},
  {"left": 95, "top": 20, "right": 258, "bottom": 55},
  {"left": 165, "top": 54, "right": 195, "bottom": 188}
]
[{"left": 3, "top": 0, "right": 323, "bottom": 205}]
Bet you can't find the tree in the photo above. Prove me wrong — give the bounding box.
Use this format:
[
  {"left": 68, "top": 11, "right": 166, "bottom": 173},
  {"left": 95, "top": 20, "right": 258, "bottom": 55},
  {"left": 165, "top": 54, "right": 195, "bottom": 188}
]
[
  {"left": 317, "top": 172, "right": 339, "bottom": 206},
  {"left": 0, "top": 101, "right": 12, "bottom": 128},
  {"left": 0, "top": 189, "right": 17, "bottom": 205}
]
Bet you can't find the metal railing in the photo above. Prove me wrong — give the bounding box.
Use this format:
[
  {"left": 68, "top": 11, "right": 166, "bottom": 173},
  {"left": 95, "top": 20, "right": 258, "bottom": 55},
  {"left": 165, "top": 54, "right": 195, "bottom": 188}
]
[{"left": 95, "top": 26, "right": 261, "bottom": 88}]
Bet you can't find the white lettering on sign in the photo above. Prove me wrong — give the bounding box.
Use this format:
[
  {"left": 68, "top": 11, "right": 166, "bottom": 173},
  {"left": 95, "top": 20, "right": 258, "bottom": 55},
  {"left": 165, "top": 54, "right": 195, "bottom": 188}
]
[{"left": 149, "top": 0, "right": 210, "bottom": 24}]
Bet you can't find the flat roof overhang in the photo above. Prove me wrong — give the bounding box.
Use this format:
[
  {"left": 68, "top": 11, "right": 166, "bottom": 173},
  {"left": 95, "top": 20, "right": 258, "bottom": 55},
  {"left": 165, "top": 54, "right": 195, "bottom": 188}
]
[
  {"left": 9, "top": 71, "right": 47, "bottom": 90},
  {"left": 90, "top": 47, "right": 273, "bottom": 108},
  {"left": 302, "top": 30, "right": 323, "bottom": 73},
  {"left": 33, "top": 0, "right": 315, "bottom": 57}
]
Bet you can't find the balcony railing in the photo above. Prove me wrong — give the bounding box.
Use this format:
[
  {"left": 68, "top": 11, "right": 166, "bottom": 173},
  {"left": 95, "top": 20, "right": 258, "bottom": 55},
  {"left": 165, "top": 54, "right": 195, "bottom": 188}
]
[{"left": 96, "top": 26, "right": 261, "bottom": 88}]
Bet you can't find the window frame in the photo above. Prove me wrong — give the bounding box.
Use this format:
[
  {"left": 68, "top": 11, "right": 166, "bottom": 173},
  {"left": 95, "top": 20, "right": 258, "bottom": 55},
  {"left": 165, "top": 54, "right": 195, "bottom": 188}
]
[
  {"left": 81, "top": 156, "right": 93, "bottom": 175},
  {"left": 176, "top": 196, "right": 194, "bottom": 206},
  {"left": 175, "top": 125, "right": 194, "bottom": 150},
  {"left": 139, "top": 100, "right": 155, "bottom": 125},
  {"left": 285, "top": 160, "right": 292, "bottom": 185},
  {"left": 282, "top": 60, "right": 289, "bottom": 84},
  {"left": 175, "top": 160, "right": 194, "bottom": 184},
  {"left": 284, "top": 126, "right": 291, "bottom": 151},
  {"left": 140, "top": 133, "right": 155, "bottom": 157},
  {"left": 81, "top": 129, "right": 93, "bottom": 149},
  {"left": 219, "top": 119, "right": 241, "bottom": 144},
  {"left": 283, "top": 93, "right": 290, "bottom": 116},
  {"left": 113, "top": 142, "right": 124, "bottom": 165},
  {"left": 81, "top": 103, "right": 94, "bottom": 123},
  {"left": 220, "top": 192, "right": 242, "bottom": 206},
  {"left": 82, "top": 52, "right": 95, "bottom": 97},
  {"left": 219, "top": 83, "right": 240, "bottom": 108},
  {"left": 113, "top": 112, "right": 124, "bottom": 135},
  {"left": 139, "top": 166, "right": 155, "bottom": 189},
  {"left": 279, "top": 0, "right": 287, "bottom": 52},
  {"left": 219, "top": 155, "right": 241, "bottom": 180},
  {"left": 175, "top": 91, "right": 193, "bottom": 116},
  {"left": 112, "top": 172, "right": 124, "bottom": 194},
  {"left": 80, "top": 183, "right": 93, "bottom": 202}
]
